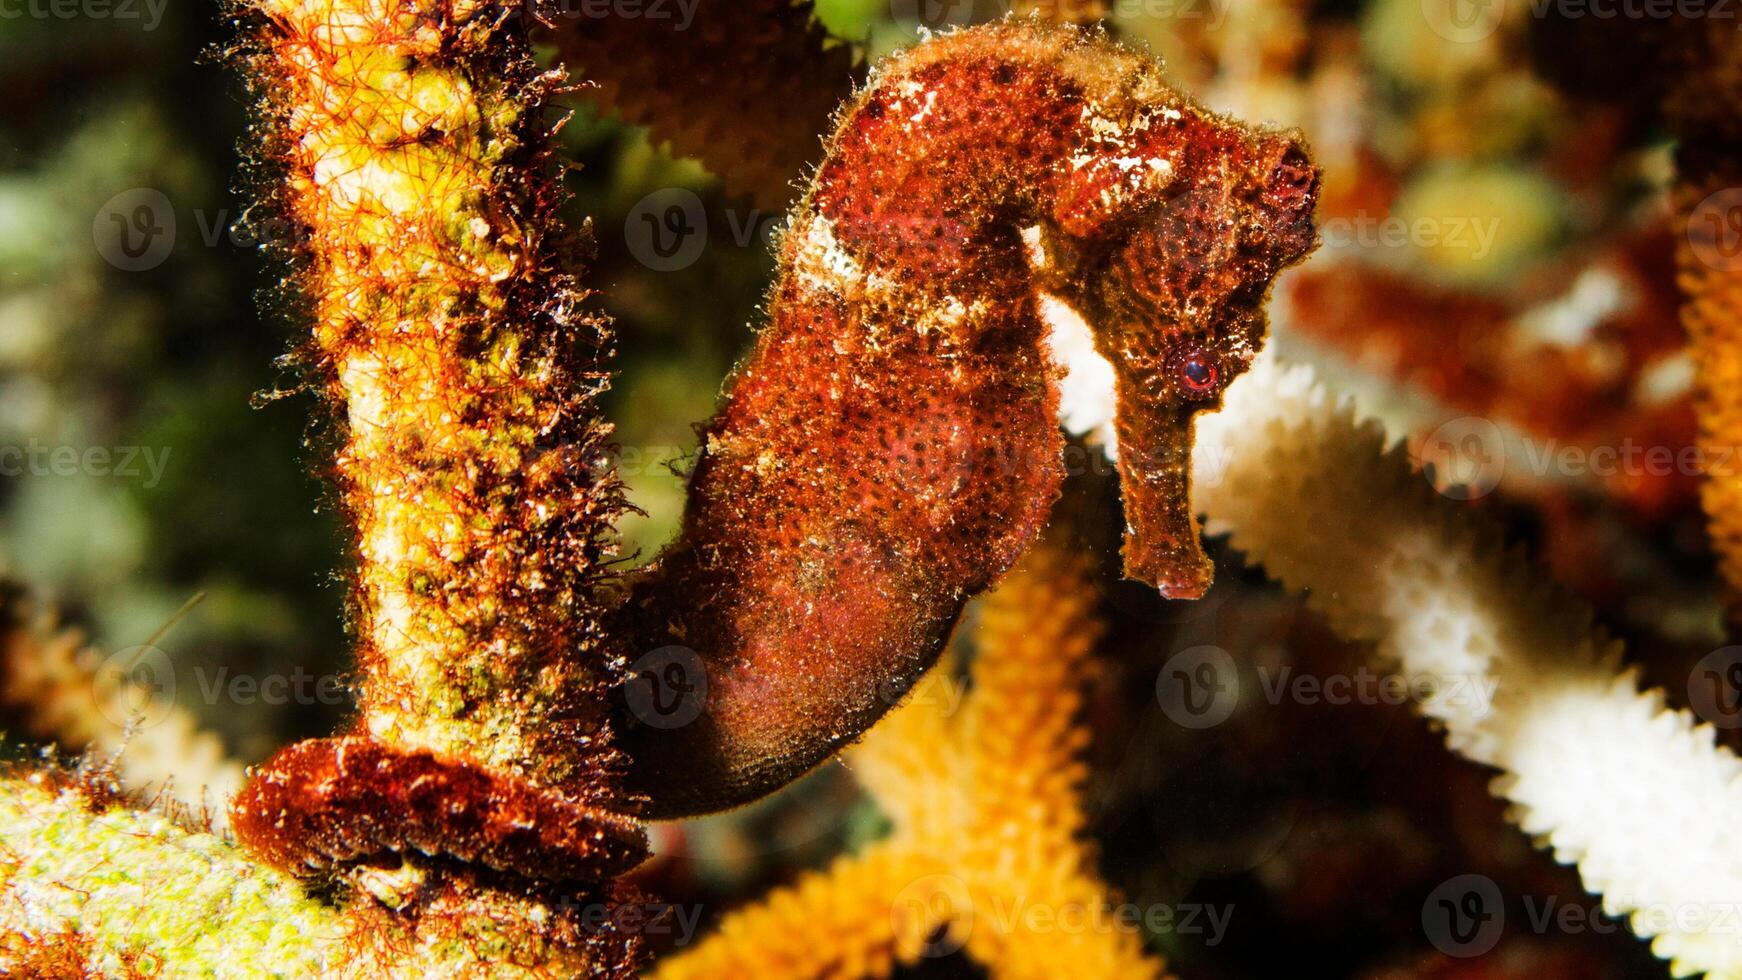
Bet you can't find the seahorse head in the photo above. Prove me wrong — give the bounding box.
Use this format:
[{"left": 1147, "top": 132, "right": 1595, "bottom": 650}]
[{"left": 1047, "top": 96, "right": 1319, "bottom": 597}]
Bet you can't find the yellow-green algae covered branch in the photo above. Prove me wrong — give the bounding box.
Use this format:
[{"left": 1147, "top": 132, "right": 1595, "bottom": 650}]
[
  {"left": 0, "top": 773, "right": 640, "bottom": 977},
  {"left": 0, "top": 775, "right": 344, "bottom": 976}
]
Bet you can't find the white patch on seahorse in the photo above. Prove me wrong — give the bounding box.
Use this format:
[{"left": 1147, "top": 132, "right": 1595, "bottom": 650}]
[
  {"left": 1039, "top": 292, "right": 1120, "bottom": 460},
  {"left": 1636, "top": 351, "right": 1695, "bottom": 407},
  {"left": 917, "top": 295, "right": 987, "bottom": 342},
  {"left": 792, "top": 214, "right": 865, "bottom": 295},
  {"left": 1070, "top": 102, "right": 1177, "bottom": 206},
  {"left": 910, "top": 89, "right": 939, "bottom": 124}
]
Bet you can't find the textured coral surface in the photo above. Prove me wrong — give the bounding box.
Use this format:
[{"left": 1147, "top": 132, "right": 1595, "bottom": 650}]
[
  {"left": 225, "top": 0, "right": 645, "bottom": 971},
  {"left": 232, "top": 0, "right": 633, "bottom": 837},
  {"left": 242, "top": 0, "right": 625, "bottom": 785},
  {"left": 0, "top": 775, "right": 635, "bottom": 977}
]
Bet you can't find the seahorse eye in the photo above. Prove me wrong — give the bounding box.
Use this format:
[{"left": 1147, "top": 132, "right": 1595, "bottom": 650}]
[{"left": 1174, "top": 347, "right": 1218, "bottom": 395}]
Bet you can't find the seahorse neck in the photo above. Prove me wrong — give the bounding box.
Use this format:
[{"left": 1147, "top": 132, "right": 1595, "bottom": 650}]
[{"left": 794, "top": 54, "right": 1091, "bottom": 302}]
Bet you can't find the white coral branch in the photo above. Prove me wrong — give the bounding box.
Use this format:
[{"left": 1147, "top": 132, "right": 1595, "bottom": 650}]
[{"left": 1192, "top": 353, "right": 1742, "bottom": 979}]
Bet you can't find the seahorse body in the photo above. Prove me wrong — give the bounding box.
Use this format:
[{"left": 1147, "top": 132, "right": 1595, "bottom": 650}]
[{"left": 617, "top": 21, "right": 1319, "bottom": 817}]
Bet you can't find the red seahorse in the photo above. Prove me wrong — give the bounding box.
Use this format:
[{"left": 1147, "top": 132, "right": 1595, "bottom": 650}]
[{"left": 616, "top": 21, "right": 1320, "bottom": 816}]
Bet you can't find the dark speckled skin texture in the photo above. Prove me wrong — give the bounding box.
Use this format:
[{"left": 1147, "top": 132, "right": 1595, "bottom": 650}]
[{"left": 616, "top": 21, "right": 1319, "bottom": 817}]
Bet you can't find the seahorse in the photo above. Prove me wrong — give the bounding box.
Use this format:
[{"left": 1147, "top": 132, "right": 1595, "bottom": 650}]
[{"left": 616, "top": 21, "right": 1319, "bottom": 816}]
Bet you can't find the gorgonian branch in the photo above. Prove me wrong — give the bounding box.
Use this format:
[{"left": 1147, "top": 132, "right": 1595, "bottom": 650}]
[{"left": 224, "top": 0, "right": 645, "bottom": 970}]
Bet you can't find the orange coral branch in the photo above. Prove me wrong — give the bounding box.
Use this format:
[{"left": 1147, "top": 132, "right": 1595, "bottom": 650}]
[
  {"left": 1681, "top": 175, "right": 1742, "bottom": 623},
  {"left": 1658, "top": 23, "right": 1742, "bottom": 624},
  {"left": 225, "top": 0, "right": 644, "bottom": 968}
]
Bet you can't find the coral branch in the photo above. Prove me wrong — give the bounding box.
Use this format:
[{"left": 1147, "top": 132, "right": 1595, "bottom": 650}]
[
  {"left": 653, "top": 537, "right": 1167, "bottom": 980},
  {"left": 0, "top": 775, "right": 347, "bottom": 977},
  {"left": 0, "top": 774, "right": 640, "bottom": 977},
  {"left": 238, "top": 0, "right": 625, "bottom": 788},
  {"left": 1678, "top": 171, "right": 1742, "bottom": 626},
  {"left": 231, "top": 0, "right": 639, "bottom": 866},
  {"left": 1675, "top": 144, "right": 1742, "bottom": 629},
  {"left": 615, "top": 20, "right": 1317, "bottom": 817},
  {"left": 1193, "top": 354, "right": 1742, "bottom": 978},
  {"left": 223, "top": 0, "right": 646, "bottom": 969},
  {"left": 1572, "top": 17, "right": 1742, "bottom": 625},
  {"left": 543, "top": 0, "right": 861, "bottom": 210}
]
